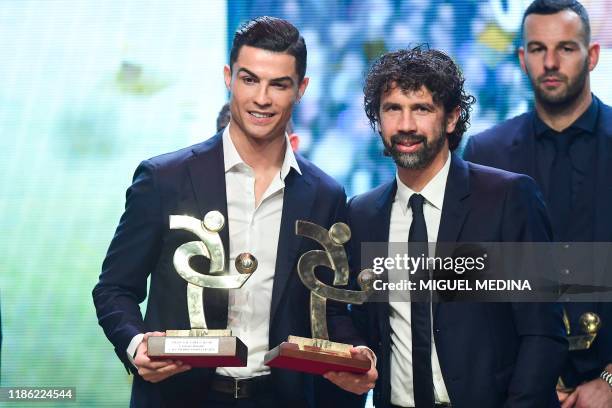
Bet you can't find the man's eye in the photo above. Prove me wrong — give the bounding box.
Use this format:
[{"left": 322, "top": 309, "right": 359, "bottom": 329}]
[
  {"left": 529, "top": 47, "right": 544, "bottom": 53},
  {"left": 272, "top": 83, "right": 288, "bottom": 89},
  {"left": 242, "top": 76, "right": 255, "bottom": 84}
]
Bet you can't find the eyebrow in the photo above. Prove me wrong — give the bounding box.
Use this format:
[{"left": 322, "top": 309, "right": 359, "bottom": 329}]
[
  {"left": 412, "top": 102, "right": 436, "bottom": 110},
  {"left": 526, "top": 40, "right": 580, "bottom": 48},
  {"left": 237, "top": 67, "right": 295, "bottom": 85},
  {"left": 381, "top": 101, "right": 401, "bottom": 110}
]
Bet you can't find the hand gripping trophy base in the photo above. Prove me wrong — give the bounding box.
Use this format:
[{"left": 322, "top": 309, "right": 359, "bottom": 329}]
[
  {"left": 264, "top": 335, "right": 370, "bottom": 375},
  {"left": 264, "top": 221, "right": 375, "bottom": 375},
  {"left": 147, "top": 212, "right": 257, "bottom": 367}
]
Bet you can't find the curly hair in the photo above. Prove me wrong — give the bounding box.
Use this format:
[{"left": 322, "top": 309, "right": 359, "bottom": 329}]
[{"left": 363, "top": 46, "right": 475, "bottom": 151}]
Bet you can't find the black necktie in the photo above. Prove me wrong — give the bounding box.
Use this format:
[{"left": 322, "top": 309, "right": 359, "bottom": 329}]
[
  {"left": 409, "top": 194, "right": 434, "bottom": 407},
  {"left": 548, "top": 133, "right": 573, "bottom": 241}
]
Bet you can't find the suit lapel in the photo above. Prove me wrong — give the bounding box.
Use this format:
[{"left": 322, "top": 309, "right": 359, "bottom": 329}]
[
  {"left": 593, "top": 99, "right": 612, "bottom": 241},
  {"left": 372, "top": 182, "right": 395, "bottom": 341},
  {"left": 187, "top": 132, "right": 230, "bottom": 256},
  {"left": 186, "top": 132, "right": 230, "bottom": 329},
  {"left": 269, "top": 159, "right": 317, "bottom": 323},
  {"left": 437, "top": 154, "right": 471, "bottom": 243},
  {"left": 508, "top": 111, "right": 539, "bottom": 182},
  {"left": 435, "top": 154, "right": 471, "bottom": 316}
]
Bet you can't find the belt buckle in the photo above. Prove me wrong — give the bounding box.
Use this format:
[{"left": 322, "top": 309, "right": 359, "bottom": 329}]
[{"left": 234, "top": 378, "right": 241, "bottom": 399}]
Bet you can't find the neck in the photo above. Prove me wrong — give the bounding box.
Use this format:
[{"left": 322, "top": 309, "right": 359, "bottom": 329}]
[
  {"left": 228, "top": 124, "right": 286, "bottom": 173},
  {"left": 535, "top": 86, "right": 592, "bottom": 132},
  {"left": 397, "top": 148, "right": 449, "bottom": 192}
]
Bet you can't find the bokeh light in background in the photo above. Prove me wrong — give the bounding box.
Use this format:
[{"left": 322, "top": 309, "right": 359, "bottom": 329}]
[
  {"left": 0, "top": 0, "right": 226, "bottom": 405},
  {"left": 1, "top": 0, "right": 612, "bottom": 406}
]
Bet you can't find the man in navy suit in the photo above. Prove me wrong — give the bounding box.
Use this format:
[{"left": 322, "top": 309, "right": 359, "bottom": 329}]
[
  {"left": 326, "top": 46, "right": 567, "bottom": 407},
  {"left": 464, "top": 1, "right": 612, "bottom": 407},
  {"left": 92, "top": 16, "right": 372, "bottom": 407}
]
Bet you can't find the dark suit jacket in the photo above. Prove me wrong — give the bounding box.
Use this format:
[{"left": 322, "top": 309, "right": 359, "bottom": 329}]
[
  {"left": 464, "top": 98, "right": 612, "bottom": 385},
  {"left": 338, "top": 154, "right": 567, "bottom": 408},
  {"left": 92, "top": 132, "right": 347, "bottom": 407}
]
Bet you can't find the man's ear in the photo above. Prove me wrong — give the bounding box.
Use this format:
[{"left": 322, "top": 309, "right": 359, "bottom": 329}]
[
  {"left": 297, "top": 76, "right": 309, "bottom": 102},
  {"left": 588, "top": 42, "right": 600, "bottom": 72},
  {"left": 223, "top": 64, "right": 232, "bottom": 91},
  {"left": 446, "top": 106, "right": 460, "bottom": 134},
  {"left": 518, "top": 46, "right": 527, "bottom": 74}
]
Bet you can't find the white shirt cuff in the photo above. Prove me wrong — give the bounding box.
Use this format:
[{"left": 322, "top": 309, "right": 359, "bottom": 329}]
[{"left": 126, "top": 333, "right": 145, "bottom": 368}]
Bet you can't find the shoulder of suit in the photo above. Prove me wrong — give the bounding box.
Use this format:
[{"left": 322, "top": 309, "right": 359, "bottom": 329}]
[
  {"left": 349, "top": 181, "right": 393, "bottom": 209},
  {"left": 466, "top": 161, "right": 535, "bottom": 191},
  {"left": 294, "top": 153, "right": 344, "bottom": 193},
  {"left": 143, "top": 135, "right": 219, "bottom": 169},
  {"left": 468, "top": 111, "right": 532, "bottom": 146}
]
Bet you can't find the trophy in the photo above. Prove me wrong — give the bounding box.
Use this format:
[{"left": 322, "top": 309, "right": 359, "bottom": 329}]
[
  {"left": 565, "top": 311, "right": 602, "bottom": 351},
  {"left": 264, "top": 221, "right": 375, "bottom": 375},
  {"left": 557, "top": 310, "right": 602, "bottom": 392},
  {"left": 147, "top": 211, "right": 257, "bottom": 367}
]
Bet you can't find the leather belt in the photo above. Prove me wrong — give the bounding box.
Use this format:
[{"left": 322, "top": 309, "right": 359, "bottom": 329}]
[{"left": 210, "top": 374, "right": 272, "bottom": 399}]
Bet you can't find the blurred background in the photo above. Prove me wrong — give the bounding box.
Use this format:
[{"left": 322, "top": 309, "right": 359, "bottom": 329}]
[{"left": 2, "top": 0, "right": 612, "bottom": 405}]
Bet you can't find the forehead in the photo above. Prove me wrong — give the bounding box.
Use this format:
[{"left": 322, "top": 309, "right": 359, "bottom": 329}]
[
  {"left": 523, "top": 10, "right": 585, "bottom": 43},
  {"left": 233, "top": 45, "right": 298, "bottom": 79},
  {"left": 381, "top": 84, "right": 435, "bottom": 104}
]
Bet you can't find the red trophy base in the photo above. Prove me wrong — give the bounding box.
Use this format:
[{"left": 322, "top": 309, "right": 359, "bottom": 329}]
[
  {"left": 148, "top": 334, "right": 247, "bottom": 368},
  {"left": 264, "top": 337, "right": 370, "bottom": 375}
]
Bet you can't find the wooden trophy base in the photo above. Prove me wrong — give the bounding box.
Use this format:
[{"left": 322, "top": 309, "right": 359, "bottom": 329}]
[
  {"left": 264, "top": 336, "right": 370, "bottom": 375},
  {"left": 147, "top": 329, "right": 247, "bottom": 367}
]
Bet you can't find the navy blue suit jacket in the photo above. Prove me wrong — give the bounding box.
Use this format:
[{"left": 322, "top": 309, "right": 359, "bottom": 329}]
[
  {"left": 341, "top": 155, "right": 567, "bottom": 408},
  {"left": 464, "top": 98, "right": 612, "bottom": 385},
  {"left": 93, "top": 132, "right": 347, "bottom": 407}
]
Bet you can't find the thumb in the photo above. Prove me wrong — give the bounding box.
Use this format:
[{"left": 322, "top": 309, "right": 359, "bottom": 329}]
[
  {"left": 561, "top": 390, "right": 578, "bottom": 408},
  {"left": 350, "top": 347, "right": 369, "bottom": 360}
]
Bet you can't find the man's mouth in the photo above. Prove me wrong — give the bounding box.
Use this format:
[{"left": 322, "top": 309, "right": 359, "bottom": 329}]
[
  {"left": 392, "top": 136, "right": 425, "bottom": 153},
  {"left": 249, "top": 111, "right": 275, "bottom": 119},
  {"left": 540, "top": 76, "right": 564, "bottom": 87}
]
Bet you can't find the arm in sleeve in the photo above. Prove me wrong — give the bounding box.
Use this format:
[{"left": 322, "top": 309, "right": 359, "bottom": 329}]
[{"left": 92, "top": 160, "right": 164, "bottom": 370}]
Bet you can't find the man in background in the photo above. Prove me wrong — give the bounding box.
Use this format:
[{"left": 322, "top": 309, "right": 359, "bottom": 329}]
[{"left": 464, "top": 1, "right": 612, "bottom": 406}]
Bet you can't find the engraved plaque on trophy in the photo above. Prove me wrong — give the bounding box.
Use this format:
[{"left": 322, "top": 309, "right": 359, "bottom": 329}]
[
  {"left": 264, "top": 221, "right": 375, "bottom": 375},
  {"left": 147, "top": 211, "right": 257, "bottom": 367}
]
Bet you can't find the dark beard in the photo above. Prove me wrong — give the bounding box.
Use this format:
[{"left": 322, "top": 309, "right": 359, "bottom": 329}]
[
  {"left": 383, "top": 131, "right": 446, "bottom": 170},
  {"left": 531, "top": 58, "right": 589, "bottom": 110}
]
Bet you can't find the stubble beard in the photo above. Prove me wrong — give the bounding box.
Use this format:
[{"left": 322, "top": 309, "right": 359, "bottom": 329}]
[{"left": 531, "top": 58, "right": 589, "bottom": 110}]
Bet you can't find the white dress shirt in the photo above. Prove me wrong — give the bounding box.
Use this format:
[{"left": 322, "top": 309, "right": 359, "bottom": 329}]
[
  {"left": 217, "top": 125, "right": 300, "bottom": 378},
  {"left": 127, "top": 125, "right": 300, "bottom": 379},
  {"left": 388, "top": 155, "right": 451, "bottom": 407}
]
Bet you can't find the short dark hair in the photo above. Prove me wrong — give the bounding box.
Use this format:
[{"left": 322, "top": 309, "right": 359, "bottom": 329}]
[
  {"left": 229, "top": 16, "right": 307, "bottom": 82},
  {"left": 522, "top": 0, "right": 591, "bottom": 44},
  {"left": 363, "top": 46, "right": 475, "bottom": 151}
]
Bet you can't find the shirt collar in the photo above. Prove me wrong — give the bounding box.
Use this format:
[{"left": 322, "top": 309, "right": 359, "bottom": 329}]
[
  {"left": 394, "top": 153, "right": 450, "bottom": 214},
  {"left": 534, "top": 94, "right": 599, "bottom": 138},
  {"left": 222, "top": 124, "right": 301, "bottom": 179}
]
